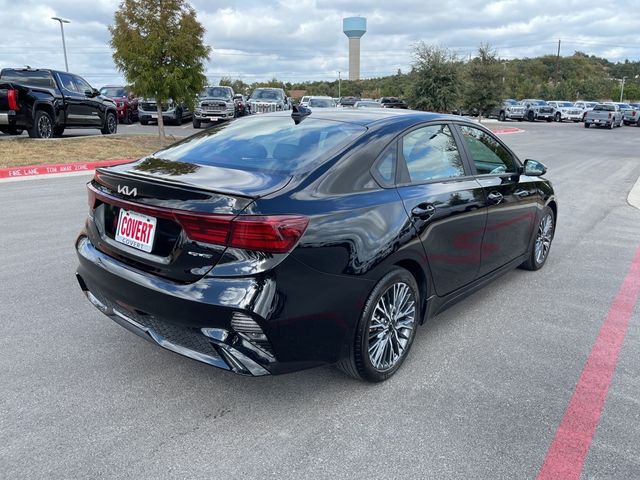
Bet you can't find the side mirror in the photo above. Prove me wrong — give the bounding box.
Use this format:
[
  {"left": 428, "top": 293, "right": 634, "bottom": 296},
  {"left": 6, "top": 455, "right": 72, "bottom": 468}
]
[{"left": 523, "top": 159, "right": 547, "bottom": 176}]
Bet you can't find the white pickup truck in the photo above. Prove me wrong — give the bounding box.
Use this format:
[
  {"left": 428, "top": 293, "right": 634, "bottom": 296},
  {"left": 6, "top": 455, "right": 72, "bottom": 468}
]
[{"left": 584, "top": 103, "right": 623, "bottom": 129}]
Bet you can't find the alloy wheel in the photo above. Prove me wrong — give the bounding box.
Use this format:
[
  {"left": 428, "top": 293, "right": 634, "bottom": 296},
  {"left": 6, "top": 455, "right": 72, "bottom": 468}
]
[
  {"left": 368, "top": 282, "right": 416, "bottom": 371},
  {"left": 38, "top": 115, "right": 52, "bottom": 138},
  {"left": 534, "top": 213, "right": 554, "bottom": 265},
  {"left": 107, "top": 114, "right": 117, "bottom": 133}
]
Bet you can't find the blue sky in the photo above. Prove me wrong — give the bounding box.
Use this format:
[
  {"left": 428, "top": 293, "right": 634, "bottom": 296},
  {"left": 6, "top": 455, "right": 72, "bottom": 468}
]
[{"left": 1, "top": 0, "right": 638, "bottom": 88}]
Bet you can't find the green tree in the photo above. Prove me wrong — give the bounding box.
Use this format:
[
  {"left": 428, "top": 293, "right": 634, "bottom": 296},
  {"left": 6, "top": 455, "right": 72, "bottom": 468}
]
[
  {"left": 109, "top": 0, "right": 210, "bottom": 142},
  {"left": 408, "top": 43, "right": 460, "bottom": 112},
  {"left": 461, "top": 44, "right": 503, "bottom": 120},
  {"left": 219, "top": 76, "right": 250, "bottom": 96}
]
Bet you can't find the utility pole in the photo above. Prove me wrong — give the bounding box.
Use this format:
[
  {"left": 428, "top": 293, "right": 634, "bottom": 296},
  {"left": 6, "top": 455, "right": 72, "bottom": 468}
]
[
  {"left": 338, "top": 71, "right": 341, "bottom": 98},
  {"left": 620, "top": 76, "right": 627, "bottom": 102},
  {"left": 555, "top": 39, "right": 561, "bottom": 83},
  {"left": 51, "top": 17, "right": 70, "bottom": 72}
]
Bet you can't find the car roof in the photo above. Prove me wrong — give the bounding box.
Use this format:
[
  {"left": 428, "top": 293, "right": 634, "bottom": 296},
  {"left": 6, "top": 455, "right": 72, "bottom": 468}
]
[{"left": 258, "top": 108, "right": 470, "bottom": 127}]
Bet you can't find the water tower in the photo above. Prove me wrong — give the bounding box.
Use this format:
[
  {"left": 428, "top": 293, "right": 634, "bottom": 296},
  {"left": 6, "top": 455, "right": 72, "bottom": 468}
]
[{"left": 343, "top": 17, "right": 366, "bottom": 80}]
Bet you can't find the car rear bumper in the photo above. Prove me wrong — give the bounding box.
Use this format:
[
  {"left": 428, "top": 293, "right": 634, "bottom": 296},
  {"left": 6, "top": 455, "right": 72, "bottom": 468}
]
[
  {"left": 75, "top": 234, "right": 366, "bottom": 375},
  {"left": 0, "top": 110, "right": 17, "bottom": 126},
  {"left": 505, "top": 112, "right": 525, "bottom": 119}
]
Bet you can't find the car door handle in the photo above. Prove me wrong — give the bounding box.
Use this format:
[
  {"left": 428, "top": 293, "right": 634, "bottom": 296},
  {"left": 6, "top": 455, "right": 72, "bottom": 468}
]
[
  {"left": 487, "top": 191, "right": 504, "bottom": 204},
  {"left": 514, "top": 189, "right": 529, "bottom": 197},
  {"left": 411, "top": 204, "right": 436, "bottom": 219}
]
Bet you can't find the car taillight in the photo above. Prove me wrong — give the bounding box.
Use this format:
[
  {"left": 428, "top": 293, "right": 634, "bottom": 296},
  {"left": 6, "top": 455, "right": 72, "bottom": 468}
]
[
  {"left": 173, "top": 212, "right": 231, "bottom": 245},
  {"left": 88, "top": 184, "right": 308, "bottom": 253},
  {"left": 176, "top": 212, "right": 308, "bottom": 254},
  {"left": 7, "top": 89, "right": 18, "bottom": 110},
  {"left": 229, "top": 216, "right": 309, "bottom": 253}
]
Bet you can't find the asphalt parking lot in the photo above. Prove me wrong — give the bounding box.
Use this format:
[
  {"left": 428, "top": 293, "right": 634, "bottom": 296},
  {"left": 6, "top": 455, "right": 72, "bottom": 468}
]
[
  {"left": 0, "top": 119, "right": 207, "bottom": 140},
  {"left": 1, "top": 121, "right": 639, "bottom": 479}
]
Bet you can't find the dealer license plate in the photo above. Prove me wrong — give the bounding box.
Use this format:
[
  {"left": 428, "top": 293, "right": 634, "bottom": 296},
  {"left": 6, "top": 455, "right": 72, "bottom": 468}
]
[{"left": 115, "top": 209, "right": 157, "bottom": 253}]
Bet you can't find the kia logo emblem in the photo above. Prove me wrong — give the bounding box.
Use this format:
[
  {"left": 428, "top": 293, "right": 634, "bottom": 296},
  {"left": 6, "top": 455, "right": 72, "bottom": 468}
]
[{"left": 117, "top": 185, "right": 137, "bottom": 196}]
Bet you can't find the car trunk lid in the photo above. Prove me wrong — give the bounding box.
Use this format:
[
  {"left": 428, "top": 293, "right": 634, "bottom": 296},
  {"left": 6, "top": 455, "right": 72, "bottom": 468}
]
[{"left": 87, "top": 158, "right": 292, "bottom": 283}]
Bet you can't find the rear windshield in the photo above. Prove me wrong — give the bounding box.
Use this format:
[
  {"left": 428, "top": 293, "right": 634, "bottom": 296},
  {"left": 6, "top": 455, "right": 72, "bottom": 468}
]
[
  {"left": 309, "top": 98, "right": 334, "bottom": 108},
  {"left": 100, "top": 87, "right": 127, "bottom": 97},
  {"left": 0, "top": 69, "right": 56, "bottom": 89},
  {"left": 153, "top": 116, "right": 366, "bottom": 174},
  {"left": 559, "top": 102, "right": 573, "bottom": 107},
  {"left": 593, "top": 104, "right": 615, "bottom": 111}
]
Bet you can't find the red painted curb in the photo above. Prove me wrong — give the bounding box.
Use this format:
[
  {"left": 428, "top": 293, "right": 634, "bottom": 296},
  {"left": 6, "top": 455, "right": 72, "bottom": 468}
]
[
  {"left": 0, "top": 159, "right": 133, "bottom": 179},
  {"left": 537, "top": 245, "right": 640, "bottom": 480},
  {"left": 491, "top": 127, "right": 525, "bottom": 134}
]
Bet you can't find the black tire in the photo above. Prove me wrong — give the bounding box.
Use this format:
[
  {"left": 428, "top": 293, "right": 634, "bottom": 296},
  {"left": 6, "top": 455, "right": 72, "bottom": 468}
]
[
  {"left": 140, "top": 118, "right": 149, "bottom": 126},
  {"left": 498, "top": 111, "right": 506, "bottom": 122},
  {"left": 520, "top": 206, "right": 555, "bottom": 271},
  {"left": 608, "top": 121, "right": 614, "bottom": 130},
  {"left": 27, "top": 110, "right": 54, "bottom": 139},
  {"left": 546, "top": 116, "right": 553, "bottom": 122},
  {"left": 101, "top": 111, "right": 118, "bottom": 135},
  {"left": 53, "top": 126, "right": 65, "bottom": 137},
  {"left": 527, "top": 111, "right": 535, "bottom": 122},
  {"left": 337, "top": 267, "right": 420, "bottom": 382},
  {"left": 555, "top": 112, "right": 561, "bottom": 122},
  {"left": 192, "top": 118, "right": 201, "bottom": 129}
]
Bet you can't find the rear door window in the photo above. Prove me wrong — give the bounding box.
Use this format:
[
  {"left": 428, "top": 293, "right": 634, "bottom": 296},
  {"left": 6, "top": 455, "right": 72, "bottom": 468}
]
[{"left": 57, "top": 72, "right": 79, "bottom": 93}]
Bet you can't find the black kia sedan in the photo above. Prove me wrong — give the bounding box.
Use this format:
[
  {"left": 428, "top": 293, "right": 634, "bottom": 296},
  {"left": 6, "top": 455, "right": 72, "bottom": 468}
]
[{"left": 75, "top": 109, "right": 556, "bottom": 382}]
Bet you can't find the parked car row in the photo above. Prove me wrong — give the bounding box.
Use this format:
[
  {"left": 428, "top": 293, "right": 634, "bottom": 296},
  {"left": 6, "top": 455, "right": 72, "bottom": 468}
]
[{"left": 487, "top": 98, "right": 640, "bottom": 127}]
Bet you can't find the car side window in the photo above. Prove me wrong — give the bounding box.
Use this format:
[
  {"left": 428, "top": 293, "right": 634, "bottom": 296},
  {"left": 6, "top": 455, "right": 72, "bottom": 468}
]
[
  {"left": 373, "top": 143, "right": 396, "bottom": 185},
  {"left": 401, "top": 124, "right": 465, "bottom": 183},
  {"left": 459, "top": 125, "right": 517, "bottom": 175},
  {"left": 58, "top": 72, "right": 78, "bottom": 93},
  {"left": 73, "top": 75, "right": 93, "bottom": 94}
]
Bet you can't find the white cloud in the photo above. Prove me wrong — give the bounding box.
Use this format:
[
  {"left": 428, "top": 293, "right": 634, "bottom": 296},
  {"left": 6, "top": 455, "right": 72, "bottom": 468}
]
[{"left": 0, "top": 0, "right": 638, "bottom": 87}]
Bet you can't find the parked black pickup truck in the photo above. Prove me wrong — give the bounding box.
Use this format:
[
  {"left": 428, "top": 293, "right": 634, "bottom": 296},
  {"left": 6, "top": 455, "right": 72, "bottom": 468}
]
[
  {"left": 0, "top": 68, "right": 118, "bottom": 138},
  {"left": 379, "top": 97, "right": 408, "bottom": 109}
]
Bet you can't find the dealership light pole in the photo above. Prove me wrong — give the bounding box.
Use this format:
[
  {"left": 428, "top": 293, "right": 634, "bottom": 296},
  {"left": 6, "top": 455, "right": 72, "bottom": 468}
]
[
  {"left": 51, "top": 17, "right": 70, "bottom": 72},
  {"left": 338, "top": 71, "right": 341, "bottom": 98},
  {"left": 620, "top": 76, "right": 627, "bottom": 102}
]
